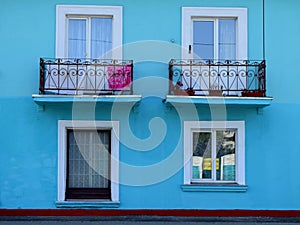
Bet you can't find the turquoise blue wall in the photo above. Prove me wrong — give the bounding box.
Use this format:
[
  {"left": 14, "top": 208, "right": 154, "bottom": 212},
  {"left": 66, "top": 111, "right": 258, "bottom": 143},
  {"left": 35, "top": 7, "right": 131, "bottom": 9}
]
[{"left": 1, "top": 0, "right": 300, "bottom": 209}]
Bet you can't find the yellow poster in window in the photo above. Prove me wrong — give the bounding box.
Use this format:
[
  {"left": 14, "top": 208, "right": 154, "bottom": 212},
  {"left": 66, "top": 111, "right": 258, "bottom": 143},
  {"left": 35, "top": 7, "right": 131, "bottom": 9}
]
[{"left": 203, "top": 158, "right": 219, "bottom": 170}]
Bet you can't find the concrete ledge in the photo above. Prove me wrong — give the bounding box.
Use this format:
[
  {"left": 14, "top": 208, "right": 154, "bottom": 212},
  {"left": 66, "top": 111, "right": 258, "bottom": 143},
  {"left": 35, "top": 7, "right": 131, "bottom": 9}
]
[
  {"left": 55, "top": 201, "right": 120, "bottom": 208},
  {"left": 164, "top": 95, "right": 273, "bottom": 108},
  {"left": 32, "top": 94, "right": 142, "bottom": 105},
  {"left": 181, "top": 184, "right": 248, "bottom": 192}
]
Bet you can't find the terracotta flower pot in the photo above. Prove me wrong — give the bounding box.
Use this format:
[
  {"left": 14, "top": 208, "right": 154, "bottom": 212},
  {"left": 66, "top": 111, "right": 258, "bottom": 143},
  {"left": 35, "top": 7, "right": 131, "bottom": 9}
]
[
  {"left": 174, "top": 89, "right": 187, "bottom": 95},
  {"left": 209, "top": 90, "right": 223, "bottom": 96},
  {"left": 186, "top": 89, "right": 195, "bottom": 96},
  {"left": 242, "top": 91, "right": 264, "bottom": 97},
  {"left": 174, "top": 89, "right": 195, "bottom": 96}
]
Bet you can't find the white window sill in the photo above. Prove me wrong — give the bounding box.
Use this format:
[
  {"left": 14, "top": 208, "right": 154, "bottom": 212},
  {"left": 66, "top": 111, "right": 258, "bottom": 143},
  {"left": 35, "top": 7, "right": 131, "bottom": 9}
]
[
  {"left": 181, "top": 184, "right": 248, "bottom": 192},
  {"left": 55, "top": 201, "right": 120, "bottom": 208}
]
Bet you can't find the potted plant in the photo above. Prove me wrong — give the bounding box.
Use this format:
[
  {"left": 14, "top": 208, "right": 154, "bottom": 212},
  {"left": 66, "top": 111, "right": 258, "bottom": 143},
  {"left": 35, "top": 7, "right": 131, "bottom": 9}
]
[
  {"left": 209, "top": 85, "right": 223, "bottom": 96},
  {"left": 186, "top": 88, "right": 195, "bottom": 96},
  {"left": 241, "top": 89, "right": 249, "bottom": 97},
  {"left": 173, "top": 81, "right": 185, "bottom": 95},
  {"left": 173, "top": 81, "right": 195, "bottom": 96},
  {"left": 241, "top": 90, "right": 264, "bottom": 97}
]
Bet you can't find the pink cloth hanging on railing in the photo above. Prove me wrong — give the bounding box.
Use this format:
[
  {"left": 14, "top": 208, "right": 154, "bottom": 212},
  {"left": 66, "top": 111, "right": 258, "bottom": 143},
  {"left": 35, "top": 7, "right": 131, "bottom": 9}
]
[{"left": 107, "top": 65, "right": 132, "bottom": 89}]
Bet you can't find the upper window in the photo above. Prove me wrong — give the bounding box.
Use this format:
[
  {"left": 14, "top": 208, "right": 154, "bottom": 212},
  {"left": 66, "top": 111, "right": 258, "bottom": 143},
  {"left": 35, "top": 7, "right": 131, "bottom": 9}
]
[
  {"left": 193, "top": 18, "right": 236, "bottom": 60},
  {"left": 56, "top": 5, "right": 122, "bottom": 59},
  {"left": 58, "top": 120, "right": 119, "bottom": 203},
  {"left": 67, "top": 17, "right": 112, "bottom": 58},
  {"left": 183, "top": 121, "right": 245, "bottom": 186},
  {"left": 182, "top": 7, "right": 247, "bottom": 60}
]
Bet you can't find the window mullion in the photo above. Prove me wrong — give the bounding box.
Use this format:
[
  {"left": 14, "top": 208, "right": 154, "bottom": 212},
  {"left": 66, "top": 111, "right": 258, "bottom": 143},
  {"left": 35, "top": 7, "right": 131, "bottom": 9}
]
[
  {"left": 214, "top": 19, "right": 219, "bottom": 60},
  {"left": 211, "top": 130, "right": 217, "bottom": 181},
  {"left": 190, "top": 18, "right": 193, "bottom": 59},
  {"left": 86, "top": 17, "right": 91, "bottom": 58},
  {"left": 190, "top": 131, "right": 194, "bottom": 181},
  {"left": 66, "top": 17, "right": 70, "bottom": 58},
  {"left": 234, "top": 130, "right": 238, "bottom": 182},
  {"left": 89, "top": 132, "right": 93, "bottom": 188}
]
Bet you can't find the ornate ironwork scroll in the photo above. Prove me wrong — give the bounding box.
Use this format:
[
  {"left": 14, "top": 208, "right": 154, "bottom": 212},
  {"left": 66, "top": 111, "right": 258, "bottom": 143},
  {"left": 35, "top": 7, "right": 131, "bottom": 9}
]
[
  {"left": 40, "top": 58, "right": 133, "bottom": 95},
  {"left": 169, "top": 59, "right": 266, "bottom": 97}
]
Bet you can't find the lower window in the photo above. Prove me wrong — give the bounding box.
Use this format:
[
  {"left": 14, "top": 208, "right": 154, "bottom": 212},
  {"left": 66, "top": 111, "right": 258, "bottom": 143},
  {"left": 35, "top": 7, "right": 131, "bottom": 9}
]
[
  {"left": 58, "top": 120, "right": 119, "bottom": 203},
  {"left": 184, "top": 121, "right": 245, "bottom": 185},
  {"left": 192, "top": 129, "right": 236, "bottom": 182},
  {"left": 66, "top": 129, "right": 111, "bottom": 200}
]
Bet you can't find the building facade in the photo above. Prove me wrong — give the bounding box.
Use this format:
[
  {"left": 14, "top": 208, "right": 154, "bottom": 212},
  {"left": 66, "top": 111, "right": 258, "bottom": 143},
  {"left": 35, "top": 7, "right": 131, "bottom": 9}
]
[{"left": 1, "top": 0, "right": 300, "bottom": 211}]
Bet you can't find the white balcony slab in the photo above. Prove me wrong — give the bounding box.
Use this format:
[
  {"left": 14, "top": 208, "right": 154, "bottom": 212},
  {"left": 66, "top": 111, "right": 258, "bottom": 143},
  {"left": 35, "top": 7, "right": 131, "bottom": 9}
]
[{"left": 164, "top": 95, "right": 273, "bottom": 108}]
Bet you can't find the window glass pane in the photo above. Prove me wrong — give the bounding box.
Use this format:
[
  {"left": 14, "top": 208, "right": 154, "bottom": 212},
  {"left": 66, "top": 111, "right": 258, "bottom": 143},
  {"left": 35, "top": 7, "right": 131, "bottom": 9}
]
[
  {"left": 218, "top": 19, "right": 236, "bottom": 60},
  {"left": 216, "top": 130, "right": 236, "bottom": 181},
  {"left": 68, "top": 130, "right": 110, "bottom": 188},
  {"left": 91, "top": 18, "right": 112, "bottom": 58},
  {"left": 68, "top": 19, "right": 86, "bottom": 58},
  {"left": 193, "top": 21, "right": 214, "bottom": 59},
  {"left": 193, "top": 132, "right": 212, "bottom": 179}
]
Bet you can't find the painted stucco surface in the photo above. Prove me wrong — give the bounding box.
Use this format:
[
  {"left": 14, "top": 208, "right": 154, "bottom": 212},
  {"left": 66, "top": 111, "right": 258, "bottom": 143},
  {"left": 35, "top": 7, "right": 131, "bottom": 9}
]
[{"left": 1, "top": 0, "right": 300, "bottom": 209}]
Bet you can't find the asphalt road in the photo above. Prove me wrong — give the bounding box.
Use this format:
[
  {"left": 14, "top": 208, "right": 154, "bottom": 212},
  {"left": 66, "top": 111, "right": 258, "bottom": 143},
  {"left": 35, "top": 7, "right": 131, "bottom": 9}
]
[{"left": 0, "top": 222, "right": 299, "bottom": 225}]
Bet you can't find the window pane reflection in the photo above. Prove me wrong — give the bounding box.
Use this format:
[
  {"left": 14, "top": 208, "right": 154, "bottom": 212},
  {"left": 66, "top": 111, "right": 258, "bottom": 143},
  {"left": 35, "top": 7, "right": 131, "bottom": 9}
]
[
  {"left": 216, "top": 130, "right": 236, "bottom": 181},
  {"left": 193, "top": 132, "right": 212, "bottom": 179},
  {"left": 193, "top": 21, "right": 214, "bottom": 59}
]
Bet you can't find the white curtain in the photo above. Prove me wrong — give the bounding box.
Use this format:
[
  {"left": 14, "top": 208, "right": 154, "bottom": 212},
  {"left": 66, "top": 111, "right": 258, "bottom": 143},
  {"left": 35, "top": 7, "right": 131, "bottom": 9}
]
[
  {"left": 68, "top": 18, "right": 112, "bottom": 59},
  {"left": 91, "top": 18, "right": 112, "bottom": 59},
  {"left": 68, "top": 19, "right": 86, "bottom": 58},
  {"left": 218, "top": 19, "right": 236, "bottom": 61},
  {"left": 68, "top": 130, "right": 110, "bottom": 188}
]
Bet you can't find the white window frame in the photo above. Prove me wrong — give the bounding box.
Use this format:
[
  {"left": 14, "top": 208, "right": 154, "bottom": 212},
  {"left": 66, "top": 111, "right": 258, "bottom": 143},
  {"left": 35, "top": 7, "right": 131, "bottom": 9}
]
[
  {"left": 56, "top": 5, "right": 122, "bottom": 59},
  {"left": 182, "top": 7, "right": 247, "bottom": 60},
  {"left": 58, "top": 120, "right": 119, "bottom": 202},
  {"left": 183, "top": 121, "right": 245, "bottom": 185}
]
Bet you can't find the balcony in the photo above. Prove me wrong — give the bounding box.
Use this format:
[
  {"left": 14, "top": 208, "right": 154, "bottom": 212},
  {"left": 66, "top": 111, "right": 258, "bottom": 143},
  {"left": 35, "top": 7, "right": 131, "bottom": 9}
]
[
  {"left": 32, "top": 58, "right": 142, "bottom": 106},
  {"left": 165, "top": 59, "right": 273, "bottom": 108}
]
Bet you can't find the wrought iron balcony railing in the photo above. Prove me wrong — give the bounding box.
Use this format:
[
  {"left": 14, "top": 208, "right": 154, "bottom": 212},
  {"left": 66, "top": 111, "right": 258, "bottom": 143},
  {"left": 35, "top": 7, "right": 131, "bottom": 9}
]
[
  {"left": 40, "top": 58, "right": 133, "bottom": 95},
  {"left": 169, "top": 59, "right": 267, "bottom": 97}
]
